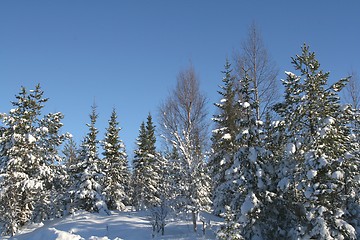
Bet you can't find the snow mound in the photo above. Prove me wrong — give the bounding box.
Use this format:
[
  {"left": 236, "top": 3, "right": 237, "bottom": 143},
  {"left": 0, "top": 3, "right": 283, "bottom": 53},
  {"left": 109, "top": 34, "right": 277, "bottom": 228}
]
[
  {"left": 49, "top": 228, "right": 83, "bottom": 240},
  {"left": 6, "top": 210, "right": 222, "bottom": 240}
]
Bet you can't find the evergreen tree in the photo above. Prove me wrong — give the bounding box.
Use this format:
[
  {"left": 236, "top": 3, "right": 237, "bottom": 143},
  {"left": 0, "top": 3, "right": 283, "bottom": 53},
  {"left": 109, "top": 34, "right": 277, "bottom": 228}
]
[
  {"left": 62, "top": 138, "right": 78, "bottom": 213},
  {"left": 209, "top": 60, "right": 241, "bottom": 215},
  {"left": 102, "top": 109, "right": 130, "bottom": 210},
  {"left": 132, "top": 114, "right": 162, "bottom": 210},
  {"left": 254, "top": 112, "right": 293, "bottom": 239},
  {"left": 274, "top": 45, "right": 358, "bottom": 239},
  {"left": 63, "top": 138, "right": 78, "bottom": 167},
  {"left": 164, "top": 146, "right": 182, "bottom": 208},
  {"left": 132, "top": 121, "right": 147, "bottom": 209},
  {"left": 0, "top": 85, "right": 68, "bottom": 235},
  {"left": 217, "top": 206, "right": 242, "bottom": 240},
  {"left": 69, "top": 104, "right": 107, "bottom": 213},
  {"left": 217, "top": 70, "right": 271, "bottom": 239}
]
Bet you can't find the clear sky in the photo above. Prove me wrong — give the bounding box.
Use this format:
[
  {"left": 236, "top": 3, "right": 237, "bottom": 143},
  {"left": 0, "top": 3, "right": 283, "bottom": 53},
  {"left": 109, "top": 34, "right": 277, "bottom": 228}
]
[{"left": 1, "top": 1, "right": 359, "bottom": 156}]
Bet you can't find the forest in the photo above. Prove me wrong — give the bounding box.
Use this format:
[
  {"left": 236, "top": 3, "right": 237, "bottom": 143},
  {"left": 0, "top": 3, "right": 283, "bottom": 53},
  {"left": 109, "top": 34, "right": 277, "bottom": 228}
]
[{"left": 0, "top": 26, "right": 359, "bottom": 240}]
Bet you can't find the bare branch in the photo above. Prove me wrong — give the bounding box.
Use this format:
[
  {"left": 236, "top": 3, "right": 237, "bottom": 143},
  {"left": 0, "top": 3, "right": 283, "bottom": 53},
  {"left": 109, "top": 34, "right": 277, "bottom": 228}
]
[
  {"left": 233, "top": 22, "right": 279, "bottom": 120},
  {"left": 344, "top": 71, "right": 359, "bottom": 109},
  {"left": 158, "top": 65, "right": 209, "bottom": 164}
]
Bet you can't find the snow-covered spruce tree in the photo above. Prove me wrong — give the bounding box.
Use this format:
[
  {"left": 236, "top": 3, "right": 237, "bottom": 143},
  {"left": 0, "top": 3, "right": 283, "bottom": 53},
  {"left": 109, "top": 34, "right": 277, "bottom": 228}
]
[
  {"left": 217, "top": 70, "right": 271, "bottom": 239},
  {"left": 102, "top": 109, "right": 130, "bottom": 210},
  {"left": 209, "top": 59, "right": 241, "bottom": 215},
  {"left": 145, "top": 114, "right": 169, "bottom": 204},
  {"left": 63, "top": 138, "right": 78, "bottom": 167},
  {"left": 132, "top": 122, "right": 147, "bottom": 209},
  {"left": 38, "top": 112, "right": 71, "bottom": 219},
  {"left": 252, "top": 112, "right": 295, "bottom": 239},
  {"left": 0, "top": 85, "right": 69, "bottom": 236},
  {"left": 60, "top": 137, "right": 78, "bottom": 213},
  {"left": 163, "top": 146, "right": 183, "bottom": 208},
  {"left": 274, "top": 44, "right": 358, "bottom": 239},
  {"left": 159, "top": 66, "right": 211, "bottom": 232},
  {"left": 68, "top": 104, "right": 107, "bottom": 214},
  {"left": 217, "top": 205, "right": 242, "bottom": 240},
  {"left": 132, "top": 114, "right": 162, "bottom": 210}
]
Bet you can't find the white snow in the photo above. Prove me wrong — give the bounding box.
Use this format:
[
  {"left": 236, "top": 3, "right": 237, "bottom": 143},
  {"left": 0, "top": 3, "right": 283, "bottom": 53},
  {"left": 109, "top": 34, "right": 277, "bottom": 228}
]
[
  {"left": 12, "top": 133, "right": 22, "bottom": 144},
  {"left": 241, "top": 192, "right": 259, "bottom": 215},
  {"left": 318, "top": 156, "right": 328, "bottom": 168},
  {"left": 285, "top": 71, "right": 297, "bottom": 78},
  {"left": 344, "top": 152, "right": 353, "bottom": 159},
  {"left": 255, "top": 120, "right": 263, "bottom": 126},
  {"left": 212, "top": 127, "right": 227, "bottom": 134},
  {"left": 285, "top": 143, "right": 296, "bottom": 155},
  {"left": 323, "top": 117, "right": 335, "bottom": 125},
  {"left": 50, "top": 228, "right": 83, "bottom": 240},
  {"left": 277, "top": 177, "right": 289, "bottom": 190},
  {"left": 335, "top": 219, "right": 357, "bottom": 239},
  {"left": 221, "top": 133, "right": 231, "bottom": 140},
  {"left": 240, "top": 102, "right": 250, "bottom": 108},
  {"left": 307, "top": 170, "right": 317, "bottom": 180},
  {"left": 27, "top": 133, "right": 36, "bottom": 143},
  {"left": 304, "top": 188, "right": 313, "bottom": 199},
  {"left": 4, "top": 210, "right": 223, "bottom": 240},
  {"left": 248, "top": 147, "right": 257, "bottom": 162},
  {"left": 23, "top": 179, "right": 43, "bottom": 190},
  {"left": 41, "top": 127, "right": 49, "bottom": 133},
  {"left": 219, "top": 159, "right": 226, "bottom": 166},
  {"left": 147, "top": 153, "right": 155, "bottom": 158},
  {"left": 242, "top": 128, "right": 249, "bottom": 135},
  {"left": 331, "top": 170, "right": 344, "bottom": 180}
]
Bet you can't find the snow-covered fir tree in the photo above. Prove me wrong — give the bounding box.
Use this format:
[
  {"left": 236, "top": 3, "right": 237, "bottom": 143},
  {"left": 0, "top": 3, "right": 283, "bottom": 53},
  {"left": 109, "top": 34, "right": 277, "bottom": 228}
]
[
  {"left": 63, "top": 138, "right": 78, "bottom": 167},
  {"left": 132, "top": 114, "right": 162, "bottom": 210},
  {"left": 209, "top": 60, "right": 241, "bottom": 215},
  {"left": 274, "top": 44, "right": 359, "bottom": 239},
  {"left": 102, "top": 109, "right": 131, "bottom": 210},
  {"left": 38, "top": 112, "right": 71, "bottom": 219},
  {"left": 68, "top": 104, "right": 107, "bottom": 214},
  {"left": 60, "top": 138, "right": 78, "bottom": 214},
  {"left": 252, "top": 112, "right": 294, "bottom": 239},
  {"left": 217, "top": 70, "right": 271, "bottom": 239},
  {"left": 163, "top": 146, "right": 182, "bottom": 207},
  {"left": 0, "top": 85, "right": 69, "bottom": 236},
  {"left": 217, "top": 205, "right": 242, "bottom": 240}
]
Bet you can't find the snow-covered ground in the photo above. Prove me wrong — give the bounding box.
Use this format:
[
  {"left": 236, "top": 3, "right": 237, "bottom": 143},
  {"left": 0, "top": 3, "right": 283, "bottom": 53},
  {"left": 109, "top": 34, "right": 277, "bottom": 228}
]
[{"left": 5, "top": 210, "right": 223, "bottom": 240}]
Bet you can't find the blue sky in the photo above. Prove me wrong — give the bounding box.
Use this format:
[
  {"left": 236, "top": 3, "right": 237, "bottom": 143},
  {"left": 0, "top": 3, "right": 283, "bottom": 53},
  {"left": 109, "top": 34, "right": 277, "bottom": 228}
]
[{"left": 1, "top": 1, "right": 359, "bottom": 156}]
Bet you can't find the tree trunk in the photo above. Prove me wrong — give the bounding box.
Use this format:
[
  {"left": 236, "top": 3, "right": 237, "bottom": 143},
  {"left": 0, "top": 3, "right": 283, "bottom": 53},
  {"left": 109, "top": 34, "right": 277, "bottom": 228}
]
[{"left": 192, "top": 210, "right": 197, "bottom": 232}]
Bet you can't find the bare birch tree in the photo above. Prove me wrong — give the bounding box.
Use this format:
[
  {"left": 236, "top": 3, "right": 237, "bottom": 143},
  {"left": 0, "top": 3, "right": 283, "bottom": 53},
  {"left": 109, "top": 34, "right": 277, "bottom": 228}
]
[
  {"left": 158, "top": 65, "right": 211, "bottom": 232},
  {"left": 234, "top": 22, "right": 279, "bottom": 120},
  {"left": 159, "top": 65, "right": 209, "bottom": 158},
  {"left": 344, "top": 71, "right": 360, "bottom": 109},
  {"left": 344, "top": 71, "right": 360, "bottom": 137}
]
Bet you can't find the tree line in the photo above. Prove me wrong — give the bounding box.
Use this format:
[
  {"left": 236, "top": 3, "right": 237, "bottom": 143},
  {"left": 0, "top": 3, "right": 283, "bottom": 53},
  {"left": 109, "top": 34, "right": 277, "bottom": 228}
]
[{"left": 0, "top": 24, "right": 359, "bottom": 239}]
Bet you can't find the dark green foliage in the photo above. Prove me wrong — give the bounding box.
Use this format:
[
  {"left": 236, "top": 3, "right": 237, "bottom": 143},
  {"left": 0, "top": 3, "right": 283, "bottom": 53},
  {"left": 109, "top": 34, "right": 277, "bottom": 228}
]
[
  {"left": 102, "top": 109, "right": 131, "bottom": 210},
  {"left": 68, "top": 104, "right": 107, "bottom": 213},
  {"left": 0, "top": 85, "right": 68, "bottom": 236},
  {"left": 273, "top": 44, "right": 358, "bottom": 239},
  {"left": 209, "top": 60, "right": 241, "bottom": 215},
  {"left": 132, "top": 113, "right": 162, "bottom": 209},
  {"left": 63, "top": 138, "right": 78, "bottom": 167}
]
